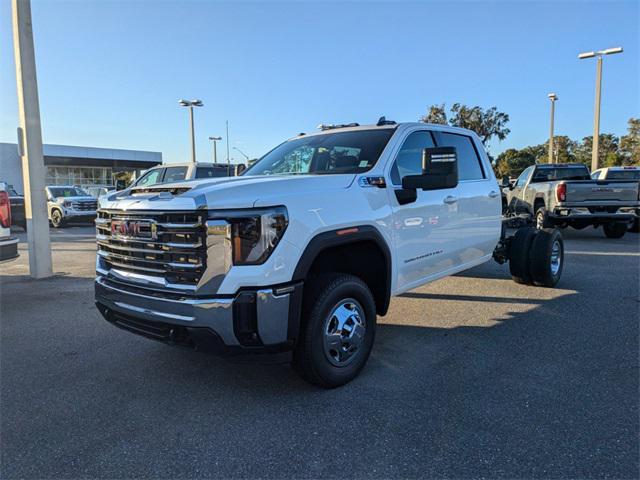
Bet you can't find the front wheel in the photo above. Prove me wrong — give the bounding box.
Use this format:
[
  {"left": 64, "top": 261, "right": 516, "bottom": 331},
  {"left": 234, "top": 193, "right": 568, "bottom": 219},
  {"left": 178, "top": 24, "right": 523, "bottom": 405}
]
[
  {"left": 628, "top": 218, "right": 639, "bottom": 233},
  {"left": 534, "top": 207, "right": 547, "bottom": 230},
  {"left": 50, "top": 209, "right": 65, "bottom": 228},
  {"left": 603, "top": 222, "right": 626, "bottom": 239},
  {"left": 293, "top": 273, "right": 376, "bottom": 388}
]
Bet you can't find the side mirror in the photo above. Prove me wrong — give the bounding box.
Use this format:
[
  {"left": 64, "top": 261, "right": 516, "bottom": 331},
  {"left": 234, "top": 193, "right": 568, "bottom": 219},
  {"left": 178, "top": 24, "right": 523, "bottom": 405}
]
[
  {"left": 500, "top": 175, "right": 510, "bottom": 188},
  {"left": 401, "top": 147, "right": 458, "bottom": 191}
]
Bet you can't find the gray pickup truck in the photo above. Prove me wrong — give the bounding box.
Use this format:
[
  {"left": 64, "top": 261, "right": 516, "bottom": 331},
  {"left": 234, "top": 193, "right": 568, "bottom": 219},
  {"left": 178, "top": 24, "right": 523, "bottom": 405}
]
[
  {"left": 46, "top": 185, "right": 98, "bottom": 228},
  {"left": 504, "top": 163, "right": 639, "bottom": 238}
]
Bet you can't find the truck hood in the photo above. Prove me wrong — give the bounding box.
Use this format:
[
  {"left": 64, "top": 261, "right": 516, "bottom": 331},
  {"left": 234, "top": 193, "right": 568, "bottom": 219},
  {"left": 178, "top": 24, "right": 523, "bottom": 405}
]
[
  {"left": 100, "top": 174, "right": 356, "bottom": 211},
  {"left": 55, "top": 196, "right": 96, "bottom": 202}
]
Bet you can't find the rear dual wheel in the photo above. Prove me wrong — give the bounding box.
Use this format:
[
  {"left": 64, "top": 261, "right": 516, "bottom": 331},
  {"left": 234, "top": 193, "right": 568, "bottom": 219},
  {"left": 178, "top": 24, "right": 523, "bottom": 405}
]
[{"left": 509, "top": 227, "right": 564, "bottom": 287}]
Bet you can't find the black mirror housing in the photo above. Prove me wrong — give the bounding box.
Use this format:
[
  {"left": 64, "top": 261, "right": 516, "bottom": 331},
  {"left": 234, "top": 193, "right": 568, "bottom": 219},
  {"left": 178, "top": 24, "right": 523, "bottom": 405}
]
[{"left": 401, "top": 147, "right": 458, "bottom": 191}]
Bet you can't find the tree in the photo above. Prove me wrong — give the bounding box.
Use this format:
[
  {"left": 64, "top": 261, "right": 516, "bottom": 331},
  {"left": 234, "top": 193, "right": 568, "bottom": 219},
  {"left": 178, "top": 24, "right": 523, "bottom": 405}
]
[
  {"left": 420, "top": 103, "right": 510, "bottom": 148},
  {"left": 524, "top": 136, "right": 578, "bottom": 164},
  {"left": 620, "top": 118, "right": 640, "bottom": 165},
  {"left": 574, "top": 134, "right": 621, "bottom": 167},
  {"left": 421, "top": 104, "right": 447, "bottom": 125},
  {"left": 494, "top": 148, "right": 536, "bottom": 178}
]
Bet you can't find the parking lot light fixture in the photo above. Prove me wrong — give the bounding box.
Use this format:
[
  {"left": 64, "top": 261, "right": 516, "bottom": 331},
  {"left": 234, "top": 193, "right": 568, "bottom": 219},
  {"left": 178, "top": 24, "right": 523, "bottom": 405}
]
[
  {"left": 548, "top": 93, "right": 558, "bottom": 164},
  {"left": 578, "top": 47, "right": 623, "bottom": 171},
  {"left": 209, "top": 136, "right": 222, "bottom": 164},
  {"left": 233, "top": 146, "right": 250, "bottom": 161},
  {"left": 179, "top": 99, "right": 204, "bottom": 163}
]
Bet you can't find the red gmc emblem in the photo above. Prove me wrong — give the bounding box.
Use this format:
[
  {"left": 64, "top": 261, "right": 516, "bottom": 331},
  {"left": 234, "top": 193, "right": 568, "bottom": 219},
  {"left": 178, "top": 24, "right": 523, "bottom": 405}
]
[{"left": 111, "top": 219, "right": 156, "bottom": 239}]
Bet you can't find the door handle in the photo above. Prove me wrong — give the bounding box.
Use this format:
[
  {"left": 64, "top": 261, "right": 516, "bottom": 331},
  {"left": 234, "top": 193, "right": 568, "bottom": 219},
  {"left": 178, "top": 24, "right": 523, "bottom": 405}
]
[
  {"left": 443, "top": 195, "right": 458, "bottom": 204},
  {"left": 488, "top": 190, "right": 499, "bottom": 198}
]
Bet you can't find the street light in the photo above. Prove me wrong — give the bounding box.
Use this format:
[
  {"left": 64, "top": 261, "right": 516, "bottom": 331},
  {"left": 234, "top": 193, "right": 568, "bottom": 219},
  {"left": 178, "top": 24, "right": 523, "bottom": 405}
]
[
  {"left": 179, "top": 99, "right": 203, "bottom": 163},
  {"left": 578, "top": 47, "right": 623, "bottom": 171},
  {"left": 233, "top": 146, "right": 250, "bottom": 161},
  {"left": 547, "top": 93, "right": 558, "bottom": 164},
  {"left": 208, "top": 136, "right": 222, "bottom": 164}
]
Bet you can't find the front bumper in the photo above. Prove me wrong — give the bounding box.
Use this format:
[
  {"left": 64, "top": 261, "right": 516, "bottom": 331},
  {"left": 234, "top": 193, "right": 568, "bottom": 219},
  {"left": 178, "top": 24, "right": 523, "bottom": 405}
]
[
  {"left": 0, "top": 237, "right": 19, "bottom": 263},
  {"left": 64, "top": 209, "right": 97, "bottom": 219},
  {"left": 95, "top": 275, "right": 302, "bottom": 356}
]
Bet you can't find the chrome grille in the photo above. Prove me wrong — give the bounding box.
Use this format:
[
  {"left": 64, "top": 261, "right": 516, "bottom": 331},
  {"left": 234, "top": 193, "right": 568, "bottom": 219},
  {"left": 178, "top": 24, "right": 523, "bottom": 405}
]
[
  {"left": 73, "top": 200, "right": 98, "bottom": 211},
  {"left": 96, "top": 210, "right": 207, "bottom": 287}
]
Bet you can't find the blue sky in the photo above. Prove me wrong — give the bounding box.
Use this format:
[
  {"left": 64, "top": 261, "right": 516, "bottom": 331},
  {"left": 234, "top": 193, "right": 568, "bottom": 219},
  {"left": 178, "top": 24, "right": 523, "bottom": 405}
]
[{"left": 1, "top": 0, "right": 638, "bottom": 164}]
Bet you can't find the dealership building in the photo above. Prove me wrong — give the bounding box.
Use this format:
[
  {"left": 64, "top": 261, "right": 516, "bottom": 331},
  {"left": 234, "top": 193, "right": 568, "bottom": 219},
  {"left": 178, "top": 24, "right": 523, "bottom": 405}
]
[{"left": 0, "top": 142, "right": 162, "bottom": 193}]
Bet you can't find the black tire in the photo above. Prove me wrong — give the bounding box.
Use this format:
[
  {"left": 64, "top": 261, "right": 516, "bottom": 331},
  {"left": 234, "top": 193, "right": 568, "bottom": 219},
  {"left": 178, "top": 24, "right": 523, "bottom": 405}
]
[
  {"left": 529, "top": 228, "right": 564, "bottom": 287},
  {"left": 509, "top": 227, "right": 537, "bottom": 285},
  {"left": 603, "top": 222, "right": 627, "bottom": 239},
  {"left": 293, "top": 273, "right": 376, "bottom": 388},
  {"left": 50, "top": 209, "right": 65, "bottom": 228},
  {"left": 628, "top": 218, "right": 639, "bottom": 233}
]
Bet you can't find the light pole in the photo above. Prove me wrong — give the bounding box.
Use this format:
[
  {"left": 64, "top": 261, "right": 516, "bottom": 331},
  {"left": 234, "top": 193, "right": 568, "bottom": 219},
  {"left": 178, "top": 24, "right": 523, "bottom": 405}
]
[
  {"left": 209, "top": 136, "right": 222, "bottom": 164},
  {"left": 233, "top": 146, "right": 249, "bottom": 161},
  {"left": 226, "top": 120, "right": 230, "bottom": 176},
  {"left": 12, "top": 0, "right": 52, "bottom": 278},
  {"left": 179, "top": 99, "right": 203, "bottom": 163},
  {"left": 578, "top": 47, "right": 623, "bottom": 171},
  {"left": 547, "top": 93, "right": 558, "bottom": 164}
]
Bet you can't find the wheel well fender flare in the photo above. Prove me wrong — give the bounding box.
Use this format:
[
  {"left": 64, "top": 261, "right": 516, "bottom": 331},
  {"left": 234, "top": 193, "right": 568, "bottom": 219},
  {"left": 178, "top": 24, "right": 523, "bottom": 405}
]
[{"left": 292, "top": 225, "right": 392, "bottom": 315}]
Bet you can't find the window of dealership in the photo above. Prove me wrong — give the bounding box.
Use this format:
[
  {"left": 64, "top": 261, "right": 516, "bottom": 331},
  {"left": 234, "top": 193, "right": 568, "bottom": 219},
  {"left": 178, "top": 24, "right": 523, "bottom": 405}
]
[
  {"left": 0, "top": 143, "right": 162, "bottom": 193},
  {"left": 45, "top": 166, "right": 113, "bottom": 186}
]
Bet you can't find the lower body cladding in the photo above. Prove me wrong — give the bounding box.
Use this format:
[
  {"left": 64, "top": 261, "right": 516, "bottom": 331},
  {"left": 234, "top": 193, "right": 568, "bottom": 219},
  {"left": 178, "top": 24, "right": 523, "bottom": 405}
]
[{"left": 94, "top": 275, "right": 303, "bottom": 360}]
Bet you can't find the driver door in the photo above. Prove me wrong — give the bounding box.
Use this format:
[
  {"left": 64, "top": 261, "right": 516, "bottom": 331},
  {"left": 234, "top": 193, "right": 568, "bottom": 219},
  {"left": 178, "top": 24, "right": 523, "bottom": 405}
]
[
  {"left": 387, "top": 130, "right": 463, "bottom": 293},
  {"left": 509, "top": 166, "right": 533, "bottom": 214}
]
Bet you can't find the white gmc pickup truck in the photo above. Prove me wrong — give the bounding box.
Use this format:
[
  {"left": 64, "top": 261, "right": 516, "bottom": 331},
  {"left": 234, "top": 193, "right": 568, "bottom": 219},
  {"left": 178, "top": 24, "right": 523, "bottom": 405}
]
[{"left": 95, "top": 120, "right": 565, "bottom": 387}]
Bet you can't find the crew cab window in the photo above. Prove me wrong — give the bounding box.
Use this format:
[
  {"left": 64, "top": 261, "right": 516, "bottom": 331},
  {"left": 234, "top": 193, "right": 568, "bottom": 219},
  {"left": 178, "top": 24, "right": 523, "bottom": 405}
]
[
  {"left": 390, "top": 131, "right": 435, "bottom": 184},
  {"left": 515, "top": 166, "right": 533, "bottom": 187},
  {"left": 433, "top": 132, "right": 485, "bottom": 181},
  {"left": 136, "top": 168, "right": 163, "bottom": 187},
  {"left": 604, "top": 170, "right": 640, "bottom": 180},
  {"left": 196, "top": 167, "right": 218, "bottom": 178},
  {"left": 162, "top": 166, "right": 188, "bottom": 183},
  {"left": 531, "top": 166, "right": 590, "bottom": 183}
]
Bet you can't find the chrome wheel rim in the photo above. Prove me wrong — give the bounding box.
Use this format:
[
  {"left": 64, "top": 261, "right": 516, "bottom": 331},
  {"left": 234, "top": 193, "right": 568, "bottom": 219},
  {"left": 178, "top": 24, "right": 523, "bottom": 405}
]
[
  {"left": 550, "top": 240, "right": 562, "bottom": 276},
  {"left": 536, "top": 211, "right": 544, "bottom": 229},
  {"left": 322, "top": 298, "right": 366, "bottom": 367}
]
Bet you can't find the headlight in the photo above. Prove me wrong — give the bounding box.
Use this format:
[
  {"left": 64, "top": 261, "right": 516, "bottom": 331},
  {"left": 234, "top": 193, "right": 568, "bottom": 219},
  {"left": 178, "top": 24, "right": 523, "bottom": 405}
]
[
  {"left": 209, "top": 206, "right": 288, "bottom": 265},
  {"left": 63, "top": 200, "right": 72, "bottom": 207}
]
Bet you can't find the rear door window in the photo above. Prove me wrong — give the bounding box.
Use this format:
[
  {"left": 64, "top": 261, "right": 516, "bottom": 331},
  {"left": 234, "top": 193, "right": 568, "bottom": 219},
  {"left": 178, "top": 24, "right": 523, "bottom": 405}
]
[
  {"left": 162, "top": 166, "right": 188, "bottom": 183},
  {"left": 433, "top": 132, "right": 485, "bottom": 181},
  {"left": 195, "top": 167, "right": 217, "bottom": 179}
]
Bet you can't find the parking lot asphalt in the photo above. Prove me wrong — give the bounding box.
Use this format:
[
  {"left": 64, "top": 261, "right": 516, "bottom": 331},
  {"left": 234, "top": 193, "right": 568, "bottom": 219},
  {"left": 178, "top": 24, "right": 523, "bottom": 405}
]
[{"left": 1, "top": 225, "right": 638, "bottom": 479}]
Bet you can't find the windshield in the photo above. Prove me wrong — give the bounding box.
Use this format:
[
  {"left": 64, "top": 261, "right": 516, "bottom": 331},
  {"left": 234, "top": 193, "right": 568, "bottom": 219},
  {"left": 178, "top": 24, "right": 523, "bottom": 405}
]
[
  {"left": 48, "top": 187, "right": 88, "bottom": 197},
  {"left": 605, "top": 170, "right": 640, "bottom": 180},
  {"left": 245, "top": 129, "right": 395, "bottom": 176},
  {"left": 531, "top": 166, "right": 591, "bottom": 182}
]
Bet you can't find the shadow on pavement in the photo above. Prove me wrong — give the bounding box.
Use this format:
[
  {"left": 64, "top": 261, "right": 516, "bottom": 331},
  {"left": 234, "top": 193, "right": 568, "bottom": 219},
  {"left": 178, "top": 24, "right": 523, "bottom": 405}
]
[{"left": 1, "top": 256, "right": 638, "bottom": 479}]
